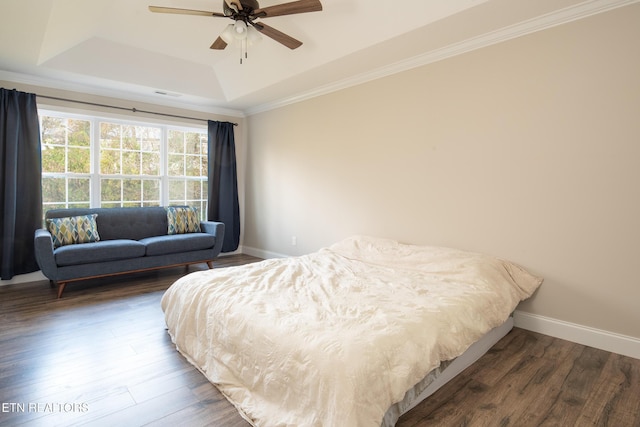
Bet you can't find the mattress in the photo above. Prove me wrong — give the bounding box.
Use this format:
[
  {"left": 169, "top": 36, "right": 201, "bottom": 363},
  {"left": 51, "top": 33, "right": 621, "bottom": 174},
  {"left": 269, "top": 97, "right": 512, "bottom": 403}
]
[{"left": 162, "top": 236, "right": 542, "bottom": 426}]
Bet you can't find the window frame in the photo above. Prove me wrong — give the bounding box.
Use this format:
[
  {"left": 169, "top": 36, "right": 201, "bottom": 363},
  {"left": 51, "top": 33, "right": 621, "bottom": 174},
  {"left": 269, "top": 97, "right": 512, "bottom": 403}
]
[{"left": 39, "top": 108, "right": 209, "bottom": 218}]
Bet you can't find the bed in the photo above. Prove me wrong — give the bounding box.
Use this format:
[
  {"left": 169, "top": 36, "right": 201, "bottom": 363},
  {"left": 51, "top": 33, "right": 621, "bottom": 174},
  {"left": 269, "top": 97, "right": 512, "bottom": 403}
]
[{"left": 161, "top": 236, "right": 543, "bottom": 426}]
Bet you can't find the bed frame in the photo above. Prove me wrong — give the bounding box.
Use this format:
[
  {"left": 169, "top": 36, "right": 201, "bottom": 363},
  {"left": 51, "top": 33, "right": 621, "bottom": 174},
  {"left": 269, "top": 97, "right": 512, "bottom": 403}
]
[{"left": 382, "top": 317, "right": 514, "bottom": 426}]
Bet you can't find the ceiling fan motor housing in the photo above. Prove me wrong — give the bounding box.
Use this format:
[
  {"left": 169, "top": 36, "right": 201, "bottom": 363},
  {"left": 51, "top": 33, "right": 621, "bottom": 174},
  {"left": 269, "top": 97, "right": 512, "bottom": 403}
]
[{"left": 223, "top": 0, "right": 259, "bottom": 17}]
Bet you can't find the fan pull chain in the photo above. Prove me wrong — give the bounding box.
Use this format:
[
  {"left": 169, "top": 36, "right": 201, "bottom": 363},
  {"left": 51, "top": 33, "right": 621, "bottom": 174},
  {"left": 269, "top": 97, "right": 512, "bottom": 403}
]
[{"left": 240, "top": 39, "right": 248, "bottom": 64}]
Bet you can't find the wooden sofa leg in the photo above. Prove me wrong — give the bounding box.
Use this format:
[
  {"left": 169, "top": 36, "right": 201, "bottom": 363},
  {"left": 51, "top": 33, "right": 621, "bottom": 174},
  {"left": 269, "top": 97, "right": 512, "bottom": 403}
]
[
  {"left": 206, "top": 261, "right": 214, "bottom": 269},
  {"left": 57, "top": 282, "right": 67, "bottom": 299}
]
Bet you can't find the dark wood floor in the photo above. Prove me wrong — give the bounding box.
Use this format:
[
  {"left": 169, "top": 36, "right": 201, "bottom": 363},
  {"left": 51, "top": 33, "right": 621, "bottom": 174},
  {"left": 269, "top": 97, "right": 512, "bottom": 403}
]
[{"left": 1, "top": 254, "right": 638, "bottom": 427}]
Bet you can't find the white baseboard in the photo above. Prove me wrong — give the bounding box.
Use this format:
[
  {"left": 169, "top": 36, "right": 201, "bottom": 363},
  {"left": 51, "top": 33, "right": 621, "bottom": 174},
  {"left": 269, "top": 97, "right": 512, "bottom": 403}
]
[
  {"left": 514, "top": 310, "right": 640, "bottom": 360},
  {"left": 242, "top": 245, "right": 288, "bottom": 260},
  {"left": 218, "top": 247, "right": 244, "bottom": 257},
  {"left": 0, "top": 270, "right": 47, "bottom": 286}
]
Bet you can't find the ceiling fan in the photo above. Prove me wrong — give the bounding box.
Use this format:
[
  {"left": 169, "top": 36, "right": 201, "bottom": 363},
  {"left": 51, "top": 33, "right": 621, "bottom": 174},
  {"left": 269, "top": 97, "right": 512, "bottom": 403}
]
[{"left": 149, "top": 0, "right": 322, "bottom": 51}]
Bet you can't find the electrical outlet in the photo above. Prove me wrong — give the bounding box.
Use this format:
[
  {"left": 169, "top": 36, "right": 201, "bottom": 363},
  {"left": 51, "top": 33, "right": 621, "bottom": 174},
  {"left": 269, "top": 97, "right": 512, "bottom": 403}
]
[{"left": 291, "top": 236, "right": 297, "bottom": 246}]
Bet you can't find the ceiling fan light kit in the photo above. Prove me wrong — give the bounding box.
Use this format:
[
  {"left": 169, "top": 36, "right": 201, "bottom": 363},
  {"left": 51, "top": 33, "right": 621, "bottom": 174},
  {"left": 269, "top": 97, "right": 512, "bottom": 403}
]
[
  {"left": 220, "top": 24, "right": 235, "bottom": 44},
  {"left": 233, "top": 19, "right": 247, "bottom": 37},
  {"left": 247, "top": 26, "right": 263, "bottom": 45},
  {"left": 149, "top": 0, "right": 322, "bottom": 64}
]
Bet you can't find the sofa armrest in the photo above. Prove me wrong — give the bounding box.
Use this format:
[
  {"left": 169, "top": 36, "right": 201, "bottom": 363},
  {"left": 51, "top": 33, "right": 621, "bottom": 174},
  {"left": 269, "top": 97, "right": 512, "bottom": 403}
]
[
  {"left": 200, "top": 221, "right": 226, "bottom": 257},
  {"left": 34, "top": 228, "right": 58, "bottom": 280}
]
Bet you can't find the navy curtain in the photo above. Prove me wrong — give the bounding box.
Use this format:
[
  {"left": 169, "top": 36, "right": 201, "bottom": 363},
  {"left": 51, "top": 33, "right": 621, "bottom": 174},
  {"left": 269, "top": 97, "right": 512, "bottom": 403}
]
[
  {"left": 0, "top": 89, "right": 42, "bottom": 279},
  {"left": 207, "top": 120, "right": 240, "bottom": 252}
]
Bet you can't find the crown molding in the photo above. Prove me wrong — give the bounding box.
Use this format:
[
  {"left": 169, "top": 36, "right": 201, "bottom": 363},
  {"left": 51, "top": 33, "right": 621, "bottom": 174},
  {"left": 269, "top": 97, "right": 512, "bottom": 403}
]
[{"left": 246, "top": 0, "right": 640, "bottom": 116}]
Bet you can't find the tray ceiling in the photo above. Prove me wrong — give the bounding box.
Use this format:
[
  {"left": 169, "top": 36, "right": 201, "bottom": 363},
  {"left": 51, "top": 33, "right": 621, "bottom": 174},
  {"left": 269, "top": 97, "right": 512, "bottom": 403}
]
[{"left": 0, "top": 0, "right": 635, "bottom": 115}]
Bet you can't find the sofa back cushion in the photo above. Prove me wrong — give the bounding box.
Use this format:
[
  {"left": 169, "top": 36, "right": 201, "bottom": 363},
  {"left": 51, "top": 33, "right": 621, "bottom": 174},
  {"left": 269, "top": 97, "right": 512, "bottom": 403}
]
[{"left": 45, "top": 207, "right": 169, "bottom": 241}]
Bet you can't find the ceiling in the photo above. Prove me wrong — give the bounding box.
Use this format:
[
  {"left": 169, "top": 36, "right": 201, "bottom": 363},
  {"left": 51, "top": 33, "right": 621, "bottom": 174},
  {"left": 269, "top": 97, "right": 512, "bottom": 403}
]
[{"left": 0, "top": 0, "right": 634, "bottom": 116}]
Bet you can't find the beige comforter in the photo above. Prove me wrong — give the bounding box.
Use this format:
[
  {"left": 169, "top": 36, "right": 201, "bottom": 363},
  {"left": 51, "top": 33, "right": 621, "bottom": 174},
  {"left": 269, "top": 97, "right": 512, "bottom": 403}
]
[{"left": 161, "top": 236, "right": 542, "bottom": 426}]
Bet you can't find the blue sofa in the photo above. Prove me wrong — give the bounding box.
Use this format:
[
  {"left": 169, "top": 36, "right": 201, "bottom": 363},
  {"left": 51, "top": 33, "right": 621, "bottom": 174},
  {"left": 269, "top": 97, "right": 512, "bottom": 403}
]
[{"left": 34, "top": 206, "right": 225, "bottom": 298}]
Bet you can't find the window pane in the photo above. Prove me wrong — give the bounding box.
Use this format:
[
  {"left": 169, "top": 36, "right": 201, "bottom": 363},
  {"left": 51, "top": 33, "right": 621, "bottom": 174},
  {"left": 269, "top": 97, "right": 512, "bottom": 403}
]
[
  {"left": 201, "top": 151, "right": 208, "bottom": 176},
  {"left": 68, "top": 178, "right": 90, "bottom": 202},
  {"left": 185, "top": 155, "right": 201, "bottom": 176},
  {"left": 167, "top": 129, "right": 207, "bottom": 179},
  {"left": 168, "top": 154, "right": 184, "bottom": 176},
  {"left": 123, "top": 179, "right": 141, "bottom": 202},
  {"left": 186, "top": 180, "right": 202, "bottom": 200},
  {"left": 142, "top": 179, "right": 160, "bottom": 204},
  {"left": 41, "top": 116, "right": 65, "bottom": 145},
  {"left": 42, "top": 177, "right": 65, "bottom": 203},
  {"left": 122, "top": 151, "right": 141, "bottom": 175},
  {"left": 122, "top": 125, "right": 141, "bottom": 150},
  {"left": 101, "top": 178, "right": 122, "bottom": 202},
  {"left": 140, "top": 127, "right": 161, "bottom": 152},
  {"left": 100, "top": 122, "right": 121, "bottom": 149},
  {"left": 141, "top": 152, "right": 160, "bottom": 175},
  {"left": 168, "top": 130, "right": 184, "bottom": 153},
  {"left": 168, "top": 179, "right": 185, "bottom": 202},
  {"left": 100, "top": 150, "right": 120, "bottom": 174},
  {"left": 68, "top": 119, "right": 90, "bottom": 147},
  {"left": 68, "top": 147, "right": 91, "bottom": 173},
  {"left": 185, "top": 132, "right": 200, "bottom": 154},
  {"left": 42, "top": 146, "right": 66, "bottom": 173},
  {"left": 200, "top": 137, "right": 208, "bottom": 154}
]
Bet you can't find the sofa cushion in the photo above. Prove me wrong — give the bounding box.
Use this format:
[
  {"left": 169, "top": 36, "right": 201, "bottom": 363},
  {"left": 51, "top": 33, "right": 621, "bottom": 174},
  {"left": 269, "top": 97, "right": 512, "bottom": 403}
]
[
  {"left": 46, "top": 214, "right": 100, "bottom": 248},
  {"left": 167, "top": 206, "right": 201, "bottom": 234},
  {"left": 46, "top": 207, "right": 168, "bottom": 241},
  {"left": 54, "top": 239, "right": 146, "bottom": 267},
  {"left": 141, "top": 233, "right": 216, "bottom": 256}
]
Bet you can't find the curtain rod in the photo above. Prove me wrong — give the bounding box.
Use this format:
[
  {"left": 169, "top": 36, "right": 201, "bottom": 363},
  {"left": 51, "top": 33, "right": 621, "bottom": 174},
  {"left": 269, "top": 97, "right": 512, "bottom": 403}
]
[{"left": 35, "top": 94, "right": 238, "bottom": 126}]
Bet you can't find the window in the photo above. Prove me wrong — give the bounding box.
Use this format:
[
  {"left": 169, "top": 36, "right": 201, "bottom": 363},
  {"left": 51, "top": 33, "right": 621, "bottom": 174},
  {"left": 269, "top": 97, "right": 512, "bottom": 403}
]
[
  {"left": 99, "top": 122, "right": 162, "bottom": 208},
  {"left": 40, "top": 111, "right": 208, "bottom": 219},
  {"left": 167, "top": 129, "right": 208, "bottom": 217},
  {"left": 41, "top": 116, "right": 92, "bottom": 210}
]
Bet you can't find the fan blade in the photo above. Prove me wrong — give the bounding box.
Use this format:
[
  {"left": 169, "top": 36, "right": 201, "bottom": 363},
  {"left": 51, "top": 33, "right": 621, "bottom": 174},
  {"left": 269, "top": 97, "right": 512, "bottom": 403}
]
[
  {"left": 253, "top": 0, "right": 322, "bottom": 18},
  {"left": 253, "top": 22, "right": 302, "bottom": 49},
  {"left": 148, "top": 6, "right": 225, "bottom": 17},
  {"left": 210, "top": 37, "right": 228, "bottom": 50}
]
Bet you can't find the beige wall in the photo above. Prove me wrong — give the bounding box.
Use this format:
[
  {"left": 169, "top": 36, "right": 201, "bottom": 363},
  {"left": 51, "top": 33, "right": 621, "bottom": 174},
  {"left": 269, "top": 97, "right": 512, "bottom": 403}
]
[{"left": 244, "top": 4, "right": 640, "bottom": 339}]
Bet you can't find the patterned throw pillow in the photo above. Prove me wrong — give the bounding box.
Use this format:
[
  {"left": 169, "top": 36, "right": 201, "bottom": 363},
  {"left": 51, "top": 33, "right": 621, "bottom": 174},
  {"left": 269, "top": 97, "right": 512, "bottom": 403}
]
[
  {"left": 46, "top": 214, "right": 101, "bottom": 248},
  {"left": 166, "top": 206, "right": 201, "bottom": 235}
]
